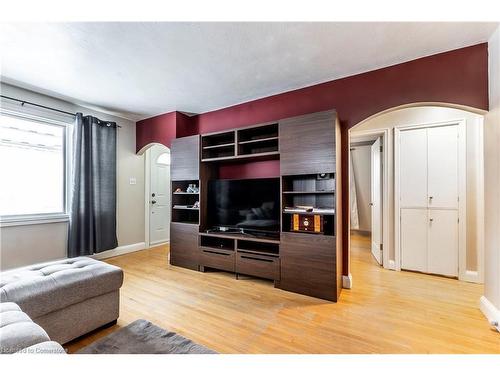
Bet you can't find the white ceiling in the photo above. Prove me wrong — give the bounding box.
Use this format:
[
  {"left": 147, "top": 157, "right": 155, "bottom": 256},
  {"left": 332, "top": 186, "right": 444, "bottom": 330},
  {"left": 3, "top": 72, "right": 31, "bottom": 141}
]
[{"left": 0, "top": 22, "right": 497, "bottom": 121}]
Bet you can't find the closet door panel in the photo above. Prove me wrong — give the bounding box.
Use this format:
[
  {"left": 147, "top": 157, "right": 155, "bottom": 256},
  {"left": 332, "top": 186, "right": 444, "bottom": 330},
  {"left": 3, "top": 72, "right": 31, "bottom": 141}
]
[
  {"left": 401, "top": 208, "right": 428, "bottom": 273},
  {"left": 399, "top": 129, "right": 428, "bottom": 207},
  {"left": 428, "top": 209, "right": 458, "bottom": 277},
  {"left": 427, "top": 126, "right": 458, "bottom": 208}
]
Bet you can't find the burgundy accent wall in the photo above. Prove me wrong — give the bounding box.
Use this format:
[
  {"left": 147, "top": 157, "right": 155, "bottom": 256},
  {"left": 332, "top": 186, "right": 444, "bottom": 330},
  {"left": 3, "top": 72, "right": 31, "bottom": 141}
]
[
  {"left": 136, "top": 43, "right": 489, "bottom": 279},
  {"left": 176, "top": 112, "right": 199, "bottom": 139},
  {"left": 136, "top": 111, "right": 177, "bottom": 153},
  {"left": 218, "top": 160, "right": 280, "bottom": 180}
]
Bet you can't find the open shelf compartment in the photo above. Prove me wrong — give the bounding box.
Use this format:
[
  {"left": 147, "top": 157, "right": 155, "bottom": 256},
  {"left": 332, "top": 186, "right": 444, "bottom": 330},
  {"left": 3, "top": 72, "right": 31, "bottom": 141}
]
[
  {"left": 202, "top": 131, "right": 236, "bottom": 160},
  {"left": 237, "top": 123, "right": 279, "bottom": 156},
  {"left": 172, "top": 180, "right": 200, "bottom": 224}
]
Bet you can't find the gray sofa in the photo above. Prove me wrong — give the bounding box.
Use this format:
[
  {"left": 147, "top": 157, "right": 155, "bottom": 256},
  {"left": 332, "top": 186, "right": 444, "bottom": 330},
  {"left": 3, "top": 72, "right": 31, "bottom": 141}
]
[
  {"left": 0, "top": 257, "right": 123, "bottom": 345},
  {"left": 0, "top": 302, "right": 66, "bottom": 354}
]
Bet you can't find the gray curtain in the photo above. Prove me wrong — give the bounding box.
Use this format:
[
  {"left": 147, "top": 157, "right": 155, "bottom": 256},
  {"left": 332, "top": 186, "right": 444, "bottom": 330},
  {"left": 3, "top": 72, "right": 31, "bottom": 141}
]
[{"left": 68, "top": 113, "right": 118, "bottom": 257}]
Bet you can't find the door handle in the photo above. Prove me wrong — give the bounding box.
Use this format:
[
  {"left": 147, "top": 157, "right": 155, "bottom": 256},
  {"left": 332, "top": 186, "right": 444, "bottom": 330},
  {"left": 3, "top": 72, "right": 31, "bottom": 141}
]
[
  {"left": 429, "top": 218, "right": 433, "bottom": 222},
  {"left": 151, "top": 200, "right": 157, "bottom": 205},
  {"left": 369, "top": 203, "right": 374, "bottom": 206}
]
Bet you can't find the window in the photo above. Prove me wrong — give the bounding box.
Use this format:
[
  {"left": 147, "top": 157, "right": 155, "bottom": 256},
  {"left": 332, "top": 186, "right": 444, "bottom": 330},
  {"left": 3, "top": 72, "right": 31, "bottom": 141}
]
[
  {"left": 156, "top": 152, "right": 171, "bottom": 165},
  {"left": 0, "top": 112, "right": 69, "bottom": 219}
]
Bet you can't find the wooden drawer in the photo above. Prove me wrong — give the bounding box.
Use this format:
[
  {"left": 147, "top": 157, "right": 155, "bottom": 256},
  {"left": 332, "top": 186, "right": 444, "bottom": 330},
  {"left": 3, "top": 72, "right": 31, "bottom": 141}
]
[
  {"left": 170, "top": 223, "right": 199, "bottom": 271},
  {"left": 280, "top": 232, "right": 337, "bottom": 301},
  {"left": 236, "top": 251, "right": 280, "bottom": 281},
  {"left": 199, "top": 247, "right": 235, "bottom": 272}
]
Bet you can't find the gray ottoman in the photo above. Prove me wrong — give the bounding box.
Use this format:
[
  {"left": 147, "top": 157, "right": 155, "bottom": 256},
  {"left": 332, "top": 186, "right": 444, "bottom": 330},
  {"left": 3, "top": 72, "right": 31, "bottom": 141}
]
[
  {"left": 0, "top": 257, "right": 123, "bottom": 344},
  {"left": 0, "top": 302, "right": 65, "bottom": 354}
]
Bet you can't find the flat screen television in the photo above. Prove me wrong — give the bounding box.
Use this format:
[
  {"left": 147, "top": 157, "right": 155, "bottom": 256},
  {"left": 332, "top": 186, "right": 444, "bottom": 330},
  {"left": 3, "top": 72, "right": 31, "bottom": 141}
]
[{"left": 207, "top": 178, "right": 280, "bottom": 234}]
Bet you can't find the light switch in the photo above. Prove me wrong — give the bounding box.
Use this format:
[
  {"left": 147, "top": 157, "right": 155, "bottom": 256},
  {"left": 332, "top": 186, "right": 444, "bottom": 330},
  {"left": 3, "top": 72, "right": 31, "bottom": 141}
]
[{"left": 129, "top": 177, "right": 137, "bottom": 185}]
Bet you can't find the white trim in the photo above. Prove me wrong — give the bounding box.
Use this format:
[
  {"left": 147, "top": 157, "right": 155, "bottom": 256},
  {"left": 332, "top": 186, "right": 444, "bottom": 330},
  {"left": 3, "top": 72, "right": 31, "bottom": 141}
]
[
  {"left": 349, "top": 128, "right": 390, "bottom": 270},
  {"left": 476, "top": 117, "right": 485, "bottom": 284},
  {"left": 463, "top": 270, "right": 480, "bottom": 283},
  {"left": 479, "top": 296, "right": 500, "bottom": 332},
  {"left": 457, "top": 120, "right": 467, "bottom": 282},
  {"left": 388, "top": 259, "right": 396, "bottom": 270},
  {"left": 0, "top": 107, "right": 72, "bottom": 127},
  {"left": 144, "top": 148, "right": 151, "bottom": 249},
  {"left": 0, "top": 214, "right": 69, "bottom": 227},
  {"left": 92, "top": 242, "right": 146, "bottom": 260},
  {"left": 342, "top": 274, "right": 353, "bottom": 289},
  {"left": 149, "top": 240, "right": 170, "bottom": 247},
  {"left": 394, "top": 119, "right": 467, "bottom": 279}
]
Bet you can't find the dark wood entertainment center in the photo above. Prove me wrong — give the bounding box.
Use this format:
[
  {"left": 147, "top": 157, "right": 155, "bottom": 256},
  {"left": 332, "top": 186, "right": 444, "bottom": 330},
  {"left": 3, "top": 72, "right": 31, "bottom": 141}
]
[{"left": 169, "top": 110, "right": 342, "bottom": 301}]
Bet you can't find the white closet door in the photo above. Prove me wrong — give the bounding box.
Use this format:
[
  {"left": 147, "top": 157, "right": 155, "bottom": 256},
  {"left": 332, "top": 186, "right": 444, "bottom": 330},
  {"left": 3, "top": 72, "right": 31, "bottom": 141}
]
[
  {"left": 400, "top": 129, "right": 428, "bottom": 207},
  {"left": 401, "top": 208, "right": 428, "bottom": 273},
  {"left": 428, "top": 209, "right": 458, "bottom": 277},
  {"left": 427, "top": 125, "right": 458, "bottom": 209}
]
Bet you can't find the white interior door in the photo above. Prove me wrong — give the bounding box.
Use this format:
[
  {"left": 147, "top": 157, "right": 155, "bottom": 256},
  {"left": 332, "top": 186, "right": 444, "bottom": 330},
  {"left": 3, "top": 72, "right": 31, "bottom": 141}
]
[
  {"left": 427, "top": 125, "right": 459, "bottom": 209},
  {"left": 370, "top": 137, "right": 383, "bottom": 265},
  {"left": 149, "top": 148, "right": 171, "bottom": 246},
  {"left": 401, "top": 208, "right": 428, "bottom": 273},
  {"left": 428, "top": 209, "right": 458, "bottom": 277},
  {"left": 399, "top": 128, "right": 428, "bottom": 207}
]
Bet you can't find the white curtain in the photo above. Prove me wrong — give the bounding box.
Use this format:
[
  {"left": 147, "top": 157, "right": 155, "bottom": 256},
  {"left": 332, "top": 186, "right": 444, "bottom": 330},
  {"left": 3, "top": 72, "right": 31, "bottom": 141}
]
[{"left": 349, "top": 149, "right": 360, "bottom": 230}]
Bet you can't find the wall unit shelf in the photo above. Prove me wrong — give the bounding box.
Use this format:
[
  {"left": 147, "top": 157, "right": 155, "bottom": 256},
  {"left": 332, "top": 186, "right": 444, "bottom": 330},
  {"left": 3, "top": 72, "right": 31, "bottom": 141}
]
[
  {"left": 282, "top": 191, "right": 334, "bottom": 195},
  {"left": 172, "top": 180, "right": 200, "bottom": 224},
  {"left": 170, "top": 110, "right": 342, "bottom": 301},
  {"left": 201, "top": 122, "right": 279, "bottom": 162}
]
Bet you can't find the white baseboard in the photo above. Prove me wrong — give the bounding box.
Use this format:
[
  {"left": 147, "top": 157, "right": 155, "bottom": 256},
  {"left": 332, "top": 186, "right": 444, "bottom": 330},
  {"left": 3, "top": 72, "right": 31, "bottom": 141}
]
[
  {"left": 342, "top": 274, "right": 353, "bottom": 289},
  {"left": 149, "top": 240, "right": 170, "bottom": 247},
  {"left": 388, "top": 260, "right": 396, "bottom": 270},
  {"left": 92, "top": 242, "right": 146, "bottom": 260},
  {"left": 462, "top": 270, "right": 482, "bottom": 284},
  {"left": 480, "top": 296, "right": 500, "bottom": 332}
]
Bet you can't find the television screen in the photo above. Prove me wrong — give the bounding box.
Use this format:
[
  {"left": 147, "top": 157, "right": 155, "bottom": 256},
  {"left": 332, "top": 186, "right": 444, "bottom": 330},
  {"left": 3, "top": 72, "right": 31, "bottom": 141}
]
[{"left": 207, "top": 178, "right": 280, "bottom": 233}]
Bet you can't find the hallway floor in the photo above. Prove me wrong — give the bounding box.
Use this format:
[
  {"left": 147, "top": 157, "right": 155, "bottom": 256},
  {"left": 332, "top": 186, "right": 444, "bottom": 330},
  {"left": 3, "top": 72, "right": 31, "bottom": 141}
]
[{"left": 66, "top": 233, "right": 500, "bottom": 353}]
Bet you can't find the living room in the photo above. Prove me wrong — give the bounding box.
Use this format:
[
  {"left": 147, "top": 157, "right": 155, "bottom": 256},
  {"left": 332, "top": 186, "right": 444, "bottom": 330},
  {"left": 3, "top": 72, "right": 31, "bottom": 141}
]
[{"left": 1, "top": 1, "right": 500, "bottom": 372}]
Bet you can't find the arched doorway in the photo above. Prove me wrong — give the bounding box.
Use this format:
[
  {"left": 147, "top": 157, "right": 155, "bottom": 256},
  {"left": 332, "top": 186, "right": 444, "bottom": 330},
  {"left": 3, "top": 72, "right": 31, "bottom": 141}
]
[
  {"left": 142, "top": 143, "right": 171, "bottom": 248},
  {"left": 347, "top": 103, "right": 485, "bottom": 285}
]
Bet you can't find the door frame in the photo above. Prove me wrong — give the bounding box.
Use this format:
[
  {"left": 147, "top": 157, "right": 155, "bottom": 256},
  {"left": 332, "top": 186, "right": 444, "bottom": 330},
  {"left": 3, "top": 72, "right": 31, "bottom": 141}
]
[
  {"left": 349, "top": 128, "right": 391, "bottom": 269},
  {"left": 394, "top": 119, "right": 467, "bottom": 280},
  {"left": 144, "top": 144, "right": 171, "bottom": 249}
]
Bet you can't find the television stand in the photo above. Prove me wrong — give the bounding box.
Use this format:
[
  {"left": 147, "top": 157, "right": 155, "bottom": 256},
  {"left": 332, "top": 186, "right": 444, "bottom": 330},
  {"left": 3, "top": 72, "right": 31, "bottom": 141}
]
[{"left": 198, "top": 231, "right": 280, "bottom": 284}]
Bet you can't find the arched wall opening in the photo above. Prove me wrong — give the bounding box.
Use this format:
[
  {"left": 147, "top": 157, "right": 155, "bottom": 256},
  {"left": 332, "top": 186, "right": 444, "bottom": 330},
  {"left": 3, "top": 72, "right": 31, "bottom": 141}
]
[{"left": 346, "top": 103, "right": 486, "bottom": 285}]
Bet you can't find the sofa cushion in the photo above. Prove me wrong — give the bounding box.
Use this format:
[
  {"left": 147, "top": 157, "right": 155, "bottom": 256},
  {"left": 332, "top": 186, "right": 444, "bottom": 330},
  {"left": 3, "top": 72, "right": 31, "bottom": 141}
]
[
  {"left": 0, "top": 302, "right": 50, "bottom": 354},
  {"left": 0, "top": 257, "right": 123, "bottom": 319}
]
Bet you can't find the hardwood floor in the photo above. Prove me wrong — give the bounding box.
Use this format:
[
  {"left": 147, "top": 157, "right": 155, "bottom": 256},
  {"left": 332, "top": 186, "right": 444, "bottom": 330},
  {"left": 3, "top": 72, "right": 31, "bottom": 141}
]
[{"left": 66, "top": 233, "right": 500, "bottom": 353}]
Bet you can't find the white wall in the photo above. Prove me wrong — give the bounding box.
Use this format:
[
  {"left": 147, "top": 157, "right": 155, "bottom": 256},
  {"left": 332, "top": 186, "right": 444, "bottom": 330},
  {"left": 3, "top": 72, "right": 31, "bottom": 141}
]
[
  {"left": 0, "top": 83, "right": 145, "bottom": 270},
  {"left": 482, "top": 26, "right": 500, "bottom": 322},
  {"left": 350, "top": 144, "right": 372, "bottom": 232},
  {"left": 351, "top": 106, "right": 484, "bottom": 281}
]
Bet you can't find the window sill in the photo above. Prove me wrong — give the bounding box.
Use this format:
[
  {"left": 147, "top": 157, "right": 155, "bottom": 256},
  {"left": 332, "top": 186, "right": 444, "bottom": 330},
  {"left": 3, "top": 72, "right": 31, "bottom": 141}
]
[{"left": 0, "top": 214, "right": 69, "bottom": 228}]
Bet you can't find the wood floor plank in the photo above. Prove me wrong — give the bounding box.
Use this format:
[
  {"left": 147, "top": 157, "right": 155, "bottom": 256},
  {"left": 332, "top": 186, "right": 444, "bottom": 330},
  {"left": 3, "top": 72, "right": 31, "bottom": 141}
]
[{"left": 65, "top": 233, "right": 500, "bottom": 353}]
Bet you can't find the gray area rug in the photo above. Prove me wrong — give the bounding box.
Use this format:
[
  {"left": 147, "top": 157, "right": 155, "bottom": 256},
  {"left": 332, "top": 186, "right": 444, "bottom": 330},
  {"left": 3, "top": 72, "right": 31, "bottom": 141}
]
[{"left": 77, "top": 319, "right": 217, "bottom": 354}]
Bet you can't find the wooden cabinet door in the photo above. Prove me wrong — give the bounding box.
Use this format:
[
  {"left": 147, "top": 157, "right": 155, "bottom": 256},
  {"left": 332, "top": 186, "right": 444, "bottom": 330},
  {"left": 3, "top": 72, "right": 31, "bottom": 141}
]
[
  {"left": 428, "top": 209, "right": 458, "bottom": 277},
  {"left": 427, "top": 125, "right": 459, "bottom": 209},
  {"left": 170, "top": 222, "right": 199, "bottom": 270},
  {"left": 280, "top": 232, "right": 337, "bottom": 301},
  {"left": 171, "top": 135, "right": 199, "bottom": 181},
  {"left": 279, "top": 110, "right": 336, "bottom": 175},
  {"left": 401, "top": 208, "right": 428, "bottom": 273}
]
